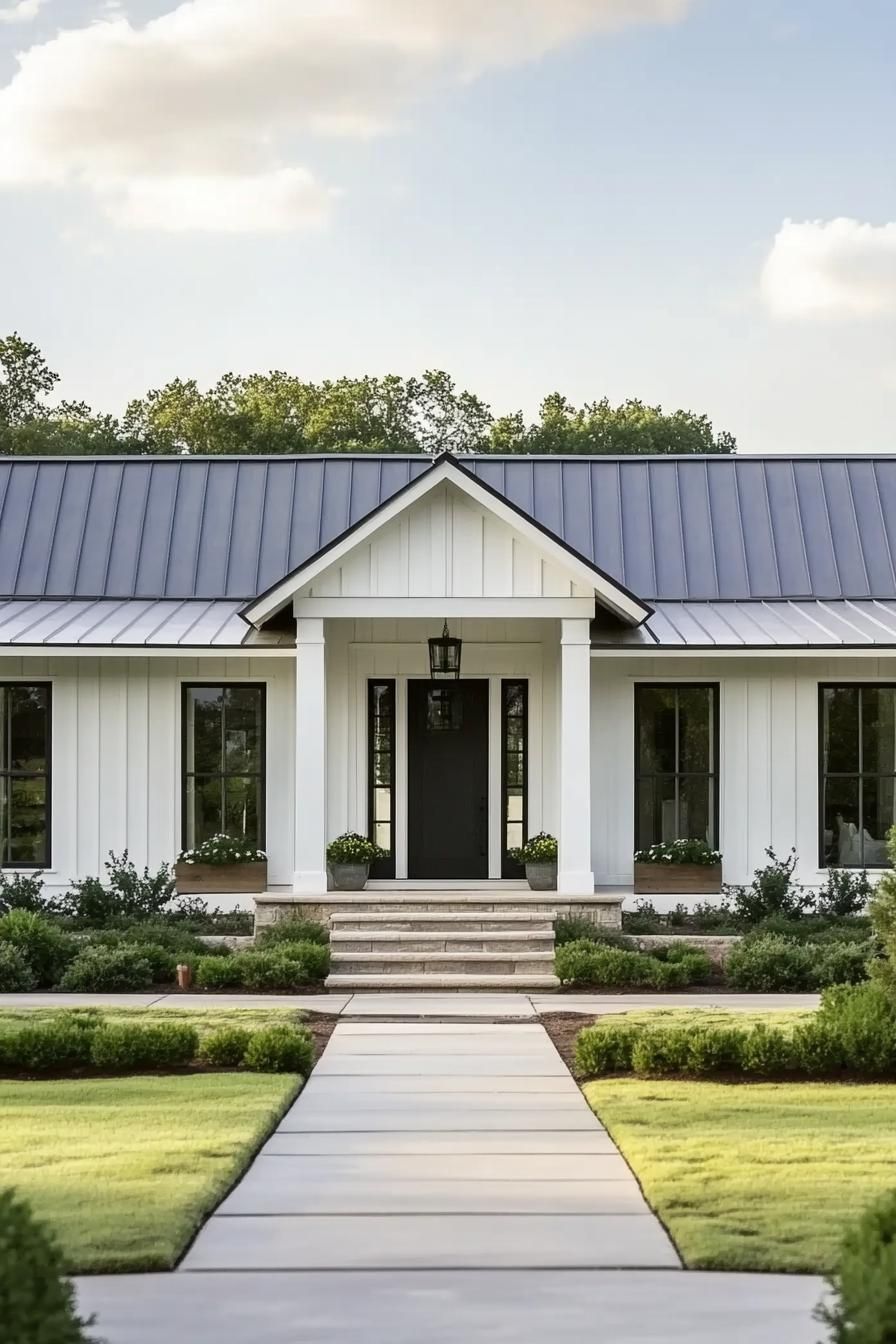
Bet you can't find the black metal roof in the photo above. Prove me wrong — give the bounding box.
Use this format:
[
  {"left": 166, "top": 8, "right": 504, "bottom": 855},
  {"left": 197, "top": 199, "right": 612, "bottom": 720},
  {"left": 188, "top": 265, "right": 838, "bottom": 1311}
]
[{"left": 0, "top": 453, "right": 894, "bottom": 602}]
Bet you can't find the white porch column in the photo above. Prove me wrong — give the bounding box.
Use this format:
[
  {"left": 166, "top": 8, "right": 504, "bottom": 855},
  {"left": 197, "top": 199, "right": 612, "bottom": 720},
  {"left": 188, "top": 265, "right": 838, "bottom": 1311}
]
[
  {"left": 558, "top": 617, "right": 595, "bottom": 895},
  {"left": 293, "top": 616, "right": 328, "bottom": 894}
]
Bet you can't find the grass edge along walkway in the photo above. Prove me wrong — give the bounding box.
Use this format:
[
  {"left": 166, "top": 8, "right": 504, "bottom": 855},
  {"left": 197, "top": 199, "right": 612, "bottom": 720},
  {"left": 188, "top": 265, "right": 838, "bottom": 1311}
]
[
  {"left": 0, "top": 1072, "right": 301, "bottom": 1273},
  {"left": 583, "top": 1077, "right": 896, "bottom": 1274}
]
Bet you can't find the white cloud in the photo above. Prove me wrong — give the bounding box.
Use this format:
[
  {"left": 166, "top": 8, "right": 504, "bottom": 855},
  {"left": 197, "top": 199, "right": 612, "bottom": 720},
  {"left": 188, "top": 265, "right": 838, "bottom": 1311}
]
[
  {"left": 761, "top": 218, "right": 896, "bottom": 319},
  {"left": 0, "top": 0, "right": 693, "bottom": 233},
  {"left": 0, "top": 0, "right": 45, "bottom": 24}
]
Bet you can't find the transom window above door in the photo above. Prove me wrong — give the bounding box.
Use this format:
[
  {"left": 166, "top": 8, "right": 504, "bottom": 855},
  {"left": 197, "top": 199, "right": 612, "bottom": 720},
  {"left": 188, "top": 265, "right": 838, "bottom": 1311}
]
[
  {"left": 182, "top": 685, "right": 265, "bottom": 849},
  {"left": 635, "top": 684, "right": 719, "bottom": 851}
]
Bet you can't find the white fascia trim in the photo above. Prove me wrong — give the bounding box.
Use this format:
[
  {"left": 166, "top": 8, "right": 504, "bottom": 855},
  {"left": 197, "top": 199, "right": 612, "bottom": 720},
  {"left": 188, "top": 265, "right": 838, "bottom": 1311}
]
[
  {"left": 242, "top": 457, "right": 650, "bottom": 628},
  {"left": 590, "top": 645, "right": 896, "bottom": 658},
  {"left": 293, "top": 596, "right": 596, "bottom": 619}
]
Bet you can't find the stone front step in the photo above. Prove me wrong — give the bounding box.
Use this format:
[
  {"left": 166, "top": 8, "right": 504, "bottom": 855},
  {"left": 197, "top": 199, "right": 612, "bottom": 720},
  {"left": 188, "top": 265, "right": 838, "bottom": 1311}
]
[
  {"left": 330, "top": 911, "right": 556, "bottom": 932},
  {"left": 325, "top": 972, "right": 561, "bottom": 990},
  {"left": 329, "top": 951, "right": 556, "bottom": 976},
  {"left": 331, "top": 930, "right": 554, "bottom": 953}
]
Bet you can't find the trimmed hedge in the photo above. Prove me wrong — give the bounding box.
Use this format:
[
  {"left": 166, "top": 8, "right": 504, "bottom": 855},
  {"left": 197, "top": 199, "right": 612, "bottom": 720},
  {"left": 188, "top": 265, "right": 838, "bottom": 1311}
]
[
  {"left": 574, "top": 982, "right": 896, "bottom": 1081},
  {"left": 820, "top": 1190, "right": 896, "bottom": 1342},
  {"left": 58, "top": 946, "right": 155, "bottom": 993},
  {"left": 194, "top": 943, "right": 330, "bottom": 992},
  {"left": 0, "top": 911, "right": 77, "bottom": 988},
  {"left": 555, "top": 939, "right": 712, "bottom": 989},
  {"left": 256, "top": 918, "right": 329, "bottom": 948},
  {"left": 89, "top": 1022, "right": 199, "bottom": 1071},
  {"left": 198, "top": 1026, "right": 252, "bottom": 1067},
  {"left": 0, "top": 1188, "right": 94, "bottom": 1343},
  {"left": 726, "top": 932, "right": 874, "bottom": 992},
  {"left": 0, "top": 1017, "right": 97, "bottom": 1074},
  {"left": 243, "top": 1024, "right": 314, "bottom": 1074},
  {"left": 0, "top": 942, "right": 36, "bottom": 992}
]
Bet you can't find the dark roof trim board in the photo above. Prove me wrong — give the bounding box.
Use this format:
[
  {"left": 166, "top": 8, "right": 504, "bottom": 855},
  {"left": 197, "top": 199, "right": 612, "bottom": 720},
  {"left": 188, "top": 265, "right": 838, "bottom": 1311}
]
[{"left": 241, "top": 452, "right": 652, "bottom": 627}]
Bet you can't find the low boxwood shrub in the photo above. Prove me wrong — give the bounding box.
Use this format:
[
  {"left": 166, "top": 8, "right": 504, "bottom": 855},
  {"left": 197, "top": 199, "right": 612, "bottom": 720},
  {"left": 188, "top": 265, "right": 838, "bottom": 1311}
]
[
  {"left": 198, "top": 1026, "right": 252, "bottom": 1067},
  {"left": 815, "top": 982, "right": 896, "bottom": 1075},
  {"left": 81, "top": 933, "right": 178, "bottom": 984},
  {"left": 725, "top": 933, "right": 816, "bottom": 991},
  {"left": 0, "top": 911, "right": 77, "bottom": 988},
  {"left": 239, "top": 947, "right": 328, "bottom": 991},
  {"left": 739, "top": 1023, "right": 794, "bottom": 1076},
  {"left": 194, "top": 955, "right": 243, "bottom": 990},
  {"left": 90, "top": 1021, "right": 198, "bottom": 1071},
  {"left": 685, "top": 1025, "right": 745, "bottom": 1075},
  {"left": 243, "top": 1024, "right": 314, "bottom": 1074},
  {"left": 0, "top": 1016, "right": 98, "bottom": 1074},
  {"left": 58, "top": 945, "right": 154, "bottom": 993},
  {"left": 574, "top": 1022, "right": 639, "bottom": 1076},
  {"left": 815, "top": 939, "right": 875, "bottom": 987},
  {"left": 820, "top": 1189, "right": 896, "bottom": 1342},
  {"left": 257, "top": 918, "right": 329, "bottom": 948},
  {"left": 630, "top": 1027, "right": 694, "bottom": 1076},
  {"left": 0, "top": 1188, "right": 94, "bottom": 1343},
  {"left": 556, "top": 940, "right": 710, "bottom": 989},
  {"left": 0, "top": 942, "right": 36, "bottom": 992}
]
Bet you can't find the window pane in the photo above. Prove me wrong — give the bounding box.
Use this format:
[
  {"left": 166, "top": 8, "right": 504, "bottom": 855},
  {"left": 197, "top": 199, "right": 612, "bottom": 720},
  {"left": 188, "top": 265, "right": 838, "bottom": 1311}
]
[
  {"left": 8, "top": 686, "right": 49, "bottom": 772},
  {"left": 504, "top": 685, "right": 524, "bottom": 718},
  {"left": 637, "top": 688, "right": 676, "bottom": 773},
  {"left": 184, "top": 775, "right": 222, "bottom": 847},
  {"left": 824, "top": 687, "right": 859, "bottom": 773},
  {"left": 374, "top": 821, "right": 391, "bottom": 852},
  {"left": 223, "top": 776, "right": 261, "bottom": 843},
  {"left": 506, "top": 821, "right": 523, "bottom": 851},
  {"left": 679, "top": 775, "right": 714, "bottom": 846},
  {"left": 224, "top": 688, "right": 263, "bottom": 773},
  {"left": 506, "top": 754, "right": 523, "bottom": 789},
  {"left": 186, "top": 688, "right": 223, "bottom": 775},
  {"left": 374, "top": 786, "right": 391, "bottom": 823},
  {"left": 822, "top": 776, "right": 860, "bottom": 866},
  {"left": 1, "top": 776, "right": 47, "bottom": 865},
  {"left": 637, "top": 775, "right": 676, "bottom": 848},
  {"left": 862, "top": 688, "right": 896, "bottom": 776},
  {"left": 506, "top": 788, "right": 523, "bottom": 822},
  {"left": 679, "top": 688, "right": 713, "bottom": 773},
  {"left": 860, "top": 777, "right": 895, "bottom": 866}
]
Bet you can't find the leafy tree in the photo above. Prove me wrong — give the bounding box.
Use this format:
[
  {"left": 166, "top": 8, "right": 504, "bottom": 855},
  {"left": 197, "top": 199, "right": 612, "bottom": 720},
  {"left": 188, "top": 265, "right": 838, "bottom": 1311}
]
[
  {"left": 1, "top": 333, "right": 738, "bottom": 456},
  {"left": 0, "top": 333, "right": 59, "bottom": 427}
]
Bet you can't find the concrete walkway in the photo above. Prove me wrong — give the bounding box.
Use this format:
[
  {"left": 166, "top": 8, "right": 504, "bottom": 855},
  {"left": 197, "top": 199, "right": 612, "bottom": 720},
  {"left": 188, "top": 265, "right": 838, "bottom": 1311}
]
[
  {"left": 181, "top": 1021, "right": 680, "bottom": 1271},
  {"left": 75, "top": 1019, "right": 827, "bottom": 1341},
  {"left": 4, "top": 990, "right": 820, "bottom": 1017}
]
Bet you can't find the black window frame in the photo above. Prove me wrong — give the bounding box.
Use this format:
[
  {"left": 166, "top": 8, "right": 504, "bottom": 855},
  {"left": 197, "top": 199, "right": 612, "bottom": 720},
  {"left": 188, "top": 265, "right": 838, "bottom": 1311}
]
[
  {"left": 0, "top": 681, "right": 52, "bottom": 870},
  {"left": 634, "top": 682, "right": 720, "bottom": 852},
  {"left": 367, "top": 679, "right": 396, "bottom": 879},
  {"left": 818, "top": 682, "right": 896, "bottom": 870},
  {"left": 501, "top": 679, "right": 528, "bottom": 878},
  {"left": 180, "top": 682, "right": 267, "bottom": 852}
]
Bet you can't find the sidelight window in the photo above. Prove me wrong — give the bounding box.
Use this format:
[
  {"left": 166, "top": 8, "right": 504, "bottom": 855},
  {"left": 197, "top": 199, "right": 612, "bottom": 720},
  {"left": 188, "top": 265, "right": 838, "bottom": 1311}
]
[
  {"left": 368, "top": 680, "right": 395, "bottom": 878},
  {"left": 502, "top": 680, "right": 528, "bottom": 876}
]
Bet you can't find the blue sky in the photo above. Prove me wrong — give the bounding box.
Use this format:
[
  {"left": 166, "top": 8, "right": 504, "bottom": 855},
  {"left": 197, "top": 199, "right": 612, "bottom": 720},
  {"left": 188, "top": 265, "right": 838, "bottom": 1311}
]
[{"left": 0, "top": 0, "right": 894, "bottom": 453}]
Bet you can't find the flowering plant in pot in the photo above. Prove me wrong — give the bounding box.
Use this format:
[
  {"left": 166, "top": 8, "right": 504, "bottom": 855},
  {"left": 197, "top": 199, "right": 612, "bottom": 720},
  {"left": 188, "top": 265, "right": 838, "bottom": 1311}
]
[
  {"left": 633, "top": 838, "right": 722, "bottom": 895},
  {"left": 327, "top": 833, "right": 386, "bottom": 891},
  {"left": 509, "top": 832, "right": 558, "bottom": 891},
  {"left": 176, "top": 835, "right": 268, "bottom": 895}
]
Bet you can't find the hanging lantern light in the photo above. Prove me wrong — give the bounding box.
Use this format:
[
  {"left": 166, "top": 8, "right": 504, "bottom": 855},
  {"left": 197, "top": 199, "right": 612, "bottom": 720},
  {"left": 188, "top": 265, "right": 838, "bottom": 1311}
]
[{"left": 428, "top": 620, "right": 462, "bottom": 680}]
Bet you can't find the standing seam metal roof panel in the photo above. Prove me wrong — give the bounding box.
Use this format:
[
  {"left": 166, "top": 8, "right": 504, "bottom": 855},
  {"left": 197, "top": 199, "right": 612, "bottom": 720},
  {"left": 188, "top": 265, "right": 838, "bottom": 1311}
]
[{"left": 2, "top": 455, "right": 896, "bottom": 603}]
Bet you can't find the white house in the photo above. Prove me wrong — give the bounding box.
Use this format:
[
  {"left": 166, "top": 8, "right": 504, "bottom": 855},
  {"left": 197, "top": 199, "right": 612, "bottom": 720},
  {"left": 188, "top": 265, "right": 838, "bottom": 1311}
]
[{"left": 1, "top": 450, "right": 894, "bottom": 983}]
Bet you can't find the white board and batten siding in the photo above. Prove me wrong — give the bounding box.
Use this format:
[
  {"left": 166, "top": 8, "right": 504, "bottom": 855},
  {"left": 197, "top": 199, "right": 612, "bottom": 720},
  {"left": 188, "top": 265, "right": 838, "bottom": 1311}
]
[
  {"left": 0, "top": 655, "right": 295, "bottom": 901},
  {"left": 301, "top": 484, "right": 594, "bottom": 601},
  {"left": 591, "top": 653, "right": 896, "bottom": 897}
]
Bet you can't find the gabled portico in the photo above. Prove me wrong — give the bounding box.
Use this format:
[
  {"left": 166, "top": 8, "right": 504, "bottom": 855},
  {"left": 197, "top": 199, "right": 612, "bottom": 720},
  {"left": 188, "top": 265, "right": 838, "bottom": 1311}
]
[{"left": 241, "top": 454, "right": 650, "bottom": 900}]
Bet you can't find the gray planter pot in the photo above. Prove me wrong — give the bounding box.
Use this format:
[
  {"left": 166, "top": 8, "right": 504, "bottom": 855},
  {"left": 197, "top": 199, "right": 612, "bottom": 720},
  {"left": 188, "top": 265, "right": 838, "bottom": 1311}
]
[
  {"left": 525, "top": 861, "right": 557, "bottom": 891},
  {"left": 331, "top": 862, "right": 370, "bottom": 891}
]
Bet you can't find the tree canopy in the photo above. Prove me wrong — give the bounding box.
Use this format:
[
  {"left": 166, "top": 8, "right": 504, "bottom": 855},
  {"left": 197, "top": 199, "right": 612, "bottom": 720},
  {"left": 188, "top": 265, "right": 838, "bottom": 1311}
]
[{"left": 0, "top": 334, "right": 736, "bottom": 457}]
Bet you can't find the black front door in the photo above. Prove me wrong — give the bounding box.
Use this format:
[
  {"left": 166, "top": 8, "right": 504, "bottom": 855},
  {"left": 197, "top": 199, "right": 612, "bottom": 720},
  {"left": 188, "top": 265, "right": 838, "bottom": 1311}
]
[{"left": 407, "top": 680, "right": 489, "bottom": 879}]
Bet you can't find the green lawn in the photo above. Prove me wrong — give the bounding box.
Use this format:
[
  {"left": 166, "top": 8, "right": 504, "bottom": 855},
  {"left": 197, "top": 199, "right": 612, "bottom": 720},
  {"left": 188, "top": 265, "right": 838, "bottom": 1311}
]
[
  {"left": 593, "top": 1007, "right": 813, "bottom": 1031},
  {"left": 584, "top": 1077, "right": 896, "bottom": 1273},
  {"left": 0, "top": 1005, "right": 302, "bottom": 1035},
  {"left": 0, "top": 1073, "right": 300, "bottom": 1272}
]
